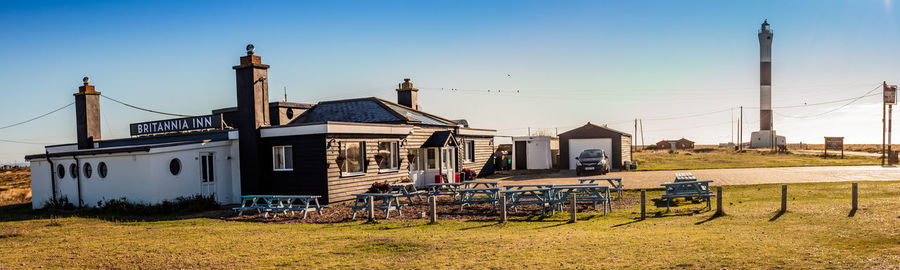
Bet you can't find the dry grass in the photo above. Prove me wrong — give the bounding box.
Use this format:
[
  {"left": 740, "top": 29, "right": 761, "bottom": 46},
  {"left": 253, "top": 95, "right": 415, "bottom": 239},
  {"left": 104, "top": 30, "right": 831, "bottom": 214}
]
[
  {"left": 0, "top": 167, "right": 30, "bottom": 206},
  {"left": 0, "top": 181, "right": 898, "bottom": 269},
  {"left": 633, "top": 148, "right": 879, "bottom": 170}
]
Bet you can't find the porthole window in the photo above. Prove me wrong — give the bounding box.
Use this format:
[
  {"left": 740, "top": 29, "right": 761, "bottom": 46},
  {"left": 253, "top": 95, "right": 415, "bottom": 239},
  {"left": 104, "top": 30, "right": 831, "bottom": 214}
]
[
  {"left": 83, "top": 163, "right": 93, "bottom": 178},
  {"left": 56, "top": 164, "right": 65, "bottom": 179},
  {"left": 286, "top": 108, "right": 294, "bottom": 119},
  {"left": 69, "top": 164, "right": 78, "bottom": 179},
  {"left": 169, "top": 158, "right": 181, "bottom": 175},
  {"left": 98, "top": 162, "right": 108, "bottom": 178}
]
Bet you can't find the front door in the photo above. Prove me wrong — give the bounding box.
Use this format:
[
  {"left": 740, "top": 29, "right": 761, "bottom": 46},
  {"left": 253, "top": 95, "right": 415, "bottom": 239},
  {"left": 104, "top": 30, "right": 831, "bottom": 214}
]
[
  {"left": 199, "top": 152, "right": 216, "bottom": 198},
  {"left": 515, "top": 141, "right": 527, "bottom": 170},
  {"left": 409, "top": 149, "right": 427, "bottom": 187},
  {"left": 440, "top": 147, "right": 457, "bottom": 181}
]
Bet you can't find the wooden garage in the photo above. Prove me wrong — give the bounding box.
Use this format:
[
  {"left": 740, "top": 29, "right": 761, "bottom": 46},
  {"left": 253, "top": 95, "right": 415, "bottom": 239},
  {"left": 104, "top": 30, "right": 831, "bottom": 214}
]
[{"left": 558, "top": 122, "right": 632, "bottom": 171}]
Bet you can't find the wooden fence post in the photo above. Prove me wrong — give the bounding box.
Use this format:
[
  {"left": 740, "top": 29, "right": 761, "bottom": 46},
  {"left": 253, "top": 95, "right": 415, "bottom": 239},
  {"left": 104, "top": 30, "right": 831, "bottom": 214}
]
[
  {"left": 715, "top": 186, "right": 724, "bottom": 216},
  {"left": 367, "top": 195, "right": 375, "bottom": 222},
  {"left": 430, "top": 196, "right": 437, "bottom": 224},
  {"left": 569, "top": 194, "right": 577, "bottom": 223},
  {"left": 851, "top": 182, "right": 858, "bottom": 211},
  {"left": 500, "top": 195, "right": 507, "bottom": 223},
  {"left": 780, "top": 185, "right": 787, "bottom": 213},
  {"left": 640, "top": 190, "right": 646, "bottom": 220}
]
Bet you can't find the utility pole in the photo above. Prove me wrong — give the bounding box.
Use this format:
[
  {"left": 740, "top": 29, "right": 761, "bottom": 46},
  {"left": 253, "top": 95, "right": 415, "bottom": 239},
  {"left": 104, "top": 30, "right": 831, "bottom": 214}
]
[
  {"left": 639, "top": 119, "right": 645, "bottom": 150},
  {"left": 528, "top": 127, "right": 531, "bottom": 137},
  {"left": 884, "top": 82, "right": 898, "bottom": 165},
  {"left": 634, "top": 119, "right": 638, "bottom": 150},
  {"left": 739, "top": 106, "right": 743, "bottom": 151},
  {"left": 731, "top": 107, "right": 734, "bottom": 144}
]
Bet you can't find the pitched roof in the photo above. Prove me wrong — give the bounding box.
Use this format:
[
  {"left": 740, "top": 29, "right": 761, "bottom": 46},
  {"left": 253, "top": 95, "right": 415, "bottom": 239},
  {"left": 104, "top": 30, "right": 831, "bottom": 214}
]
[
  {"left": 421, "top": 131, "right": 457, "bottom": 148},
  {"left": 559, "top": 122, "right": 632, "bottom": 137},
  {"left": 289, "top": 97, "right": 458, "bottom": 126}
]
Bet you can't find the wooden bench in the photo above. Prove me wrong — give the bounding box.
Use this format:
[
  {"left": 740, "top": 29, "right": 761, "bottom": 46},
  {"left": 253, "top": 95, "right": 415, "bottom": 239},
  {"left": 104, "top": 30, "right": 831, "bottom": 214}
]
[{"left": 660, "top": 180, "right": 715, "bottom": 212}]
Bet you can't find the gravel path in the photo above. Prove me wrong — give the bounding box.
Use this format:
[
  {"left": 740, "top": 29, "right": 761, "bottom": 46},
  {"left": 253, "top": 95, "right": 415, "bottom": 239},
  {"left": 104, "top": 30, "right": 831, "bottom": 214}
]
[{"left": 488, "top": 165, "right": 900, "bottom": 189}]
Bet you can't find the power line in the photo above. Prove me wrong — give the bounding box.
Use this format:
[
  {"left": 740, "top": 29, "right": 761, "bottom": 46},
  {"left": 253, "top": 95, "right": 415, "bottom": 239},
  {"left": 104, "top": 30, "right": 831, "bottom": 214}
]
[
  {"left": 0, "top": 138, "right": 60, "bottom": 145},
  {"left": 773, "top": 85, "right": 882, "bottom": 119},
  {"left": 101, "top": 94, "right": 195, "bottom": 117},
  {"left": 0, "top": 102, "right": 74, "bottom": 131}
]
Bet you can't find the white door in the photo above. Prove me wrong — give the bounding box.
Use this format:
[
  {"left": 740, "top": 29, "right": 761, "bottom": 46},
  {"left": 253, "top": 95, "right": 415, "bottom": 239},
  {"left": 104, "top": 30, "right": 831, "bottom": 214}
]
[
  {"left": 409, "top": 149, "right": 427, "bottom": 187},
  {"left": 569, "top": 138, "right": 613, "bottom": 170},
  {"left": 199, "top": 152, "right": 216, "bottom": 198},
  {"left": 440, "top": 147, "right": 457, "bottom": 181}
]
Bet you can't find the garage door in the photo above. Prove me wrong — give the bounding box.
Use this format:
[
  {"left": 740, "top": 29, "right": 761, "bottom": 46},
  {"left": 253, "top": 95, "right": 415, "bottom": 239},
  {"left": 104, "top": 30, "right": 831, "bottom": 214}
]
[{"left": 568, "top": 138, "right": 612, "bottom": 170}]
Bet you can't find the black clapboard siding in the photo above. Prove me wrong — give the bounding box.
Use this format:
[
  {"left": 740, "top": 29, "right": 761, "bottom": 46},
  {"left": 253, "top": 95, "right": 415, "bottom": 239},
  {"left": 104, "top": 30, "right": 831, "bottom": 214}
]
[{"left": 258, "top": 134, "right": 329, "bottom": 202}]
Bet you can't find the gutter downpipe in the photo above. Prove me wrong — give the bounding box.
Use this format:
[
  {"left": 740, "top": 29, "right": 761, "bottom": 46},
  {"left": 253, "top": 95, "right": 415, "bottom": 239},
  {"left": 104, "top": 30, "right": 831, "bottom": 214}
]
[
  {"left": 44, "top": 151, "right": 57, "bottom": 202},
  {"left": 73, "top": 156, "right": 83, "bottom": 207}
]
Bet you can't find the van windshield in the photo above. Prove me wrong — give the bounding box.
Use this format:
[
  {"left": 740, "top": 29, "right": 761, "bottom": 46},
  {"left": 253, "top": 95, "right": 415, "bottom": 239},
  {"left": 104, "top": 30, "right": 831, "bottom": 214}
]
[{"left": 579, "top": 150, "right": 604, "bottom": 159}]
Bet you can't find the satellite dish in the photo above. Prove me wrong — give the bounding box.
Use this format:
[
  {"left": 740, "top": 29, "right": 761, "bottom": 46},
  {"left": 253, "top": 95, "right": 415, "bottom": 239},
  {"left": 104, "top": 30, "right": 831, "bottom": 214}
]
[
  {"left": 246, "top": 44, "right": 255, "bottom": 53},
  {"left": 82, "top": 77, "right": 89, "bottom": 84}
]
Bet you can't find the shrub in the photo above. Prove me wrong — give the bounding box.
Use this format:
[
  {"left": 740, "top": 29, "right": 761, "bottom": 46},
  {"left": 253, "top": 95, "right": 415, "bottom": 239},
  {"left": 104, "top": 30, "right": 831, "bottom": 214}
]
[
  {"left": 693, "top": 148, "right": 715, "bottom": 153},
  {"left": 42, "top": 196, "right": 75, "bottom": 210},
  {"left": 668, "top": 150, "right": 679, "bottom": 154},
  {"left": 91, "top": 195, "right": 220, "bottom": 216},
  {"left": 366, "top": 181, "right": 391, "bottom": 194}
]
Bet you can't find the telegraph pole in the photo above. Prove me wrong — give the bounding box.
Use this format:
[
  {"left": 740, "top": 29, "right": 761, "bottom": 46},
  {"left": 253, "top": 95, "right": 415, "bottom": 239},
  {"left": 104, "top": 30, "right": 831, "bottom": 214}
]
[
  {"left": 634, "top": 119, "right": 638, "bottom": 150},
  {"left": 884, "top": 82, "right": 898, "bottom": 165},
  {"left": 739, "top": 106, "right": 743, "bottom": 151},
  {"left": 639, "top": 119, "right": 645, "bottom": 150}
]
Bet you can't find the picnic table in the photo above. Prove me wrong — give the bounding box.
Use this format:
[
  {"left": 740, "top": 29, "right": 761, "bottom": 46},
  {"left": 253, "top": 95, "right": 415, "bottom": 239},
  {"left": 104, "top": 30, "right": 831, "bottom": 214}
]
[
  {"left": 463, "top": 181, "right": 500, "bottom": 189},
  {"left": 347, "top": 193, "right": 406, "bottom": 219},
  {"left": 500, "top": 187, "right": 552, "bottom": 215},
  {"left": 233, "top": 195, "right": 324, "bottom": 219},
  {"left": 503, "top": 184, "right": 556, "bottom": 190},
  {"left": 660, "top": 180, "right": 715, "bottom": 212},
  {"left": 425, "top": 182, "right": 464, "bottom": 199},
  {"left": 674, "top": 173, "right": 697, "bottom": 182},
  {"left": 389, "top": 182, "right": 425, "bottom": 203},
  {"left": 579, "top": 177, "right": 624, "bottom": 199},
  {"left": 458, "top": 187, "right": 501, "bottom": 210},
  {"left": 550, "top": 184, "right": 612, "bottom": 216}
]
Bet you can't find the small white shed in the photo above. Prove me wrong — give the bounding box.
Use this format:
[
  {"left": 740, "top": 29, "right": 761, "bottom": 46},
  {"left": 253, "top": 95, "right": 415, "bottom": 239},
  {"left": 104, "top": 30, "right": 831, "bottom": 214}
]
[{"left": 512, "top": 136, "right": 553, "bottom": 170}]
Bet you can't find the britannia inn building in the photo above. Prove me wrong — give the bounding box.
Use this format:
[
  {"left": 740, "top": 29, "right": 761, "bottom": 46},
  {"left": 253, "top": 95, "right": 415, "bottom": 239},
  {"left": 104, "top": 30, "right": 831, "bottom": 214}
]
[{"left": 25, "top": 46, "right": 496, "bottom": 209}]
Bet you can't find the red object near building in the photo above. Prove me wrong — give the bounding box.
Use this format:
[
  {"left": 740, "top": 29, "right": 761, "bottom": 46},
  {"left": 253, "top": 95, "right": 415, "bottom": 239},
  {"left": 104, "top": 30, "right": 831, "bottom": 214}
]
[
  {"left": 434, "top": 174, "right": 443, "bottom": 183},
  {"left": 454, "top": 173, "right": 461, "bottom": 183}
]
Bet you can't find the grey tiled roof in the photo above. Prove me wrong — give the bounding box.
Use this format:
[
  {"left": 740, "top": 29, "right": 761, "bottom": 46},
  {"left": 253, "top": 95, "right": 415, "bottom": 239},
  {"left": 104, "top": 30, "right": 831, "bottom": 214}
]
[{"left": 290, "top": 97, "right": 457, "bottom": 126}]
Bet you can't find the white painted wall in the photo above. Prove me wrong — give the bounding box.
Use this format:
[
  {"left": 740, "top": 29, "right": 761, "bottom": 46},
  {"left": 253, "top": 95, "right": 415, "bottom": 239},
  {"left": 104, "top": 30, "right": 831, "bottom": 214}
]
[
  {"left": 568, "top": 138, "right": 613, "bottom": 170},
  {"left": 28, "top": 140, "right": 240, "bottom": 209},
  {"left": 512, "top": 136, "right": 552, "bottom": 170}
]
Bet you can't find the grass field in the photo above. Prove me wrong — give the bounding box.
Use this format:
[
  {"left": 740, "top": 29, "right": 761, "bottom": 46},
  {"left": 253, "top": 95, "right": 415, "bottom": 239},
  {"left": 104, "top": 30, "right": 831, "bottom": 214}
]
[
  {"left": 1, "top": 181, "right": 898, "bottom": 269},
  {"left": 0, "top": 167, "right": 30, "bottom": 207},
  {"left": 633, "top": 148, "right": 880, "bottom": 171}
]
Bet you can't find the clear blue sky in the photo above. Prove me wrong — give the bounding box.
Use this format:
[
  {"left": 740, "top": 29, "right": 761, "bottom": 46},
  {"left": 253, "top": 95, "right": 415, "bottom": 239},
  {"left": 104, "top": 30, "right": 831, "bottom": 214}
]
[{"left": 1, "top": 0, "right": 899, "bottom": 163}]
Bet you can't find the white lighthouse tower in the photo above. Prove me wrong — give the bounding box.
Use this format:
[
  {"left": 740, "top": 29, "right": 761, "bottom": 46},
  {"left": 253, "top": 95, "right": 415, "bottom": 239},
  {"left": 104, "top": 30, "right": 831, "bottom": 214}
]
[{"left": 751, "top": 20, "right": 786, "bottom": 148}]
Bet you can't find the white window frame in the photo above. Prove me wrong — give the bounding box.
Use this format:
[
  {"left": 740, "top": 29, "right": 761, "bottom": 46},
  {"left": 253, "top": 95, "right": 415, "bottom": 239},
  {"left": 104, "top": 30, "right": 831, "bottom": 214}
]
[
  {"left": 341, "top": 142, "right": 366, "bottom": 177},
  {"left": 426, "top": 148, "right": 438, "bottom": 170},
  {"left": 272, "top": 146, "right": 293, "bottom": 171},
  {"left": 377, "top": 141, "right": 400, "bottom": 173},
  {"left": 463, "top": 141, "right": 475, "bottom": 163}
]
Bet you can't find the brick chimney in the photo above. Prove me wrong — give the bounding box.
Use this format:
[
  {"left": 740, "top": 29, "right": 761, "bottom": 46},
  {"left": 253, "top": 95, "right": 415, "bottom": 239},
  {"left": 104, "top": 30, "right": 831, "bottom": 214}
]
[
  {"left": 232, "top": 44, "right": 270, "bottom": 195},
  {"left": 74, "top": 77, "right": 101, "bottom": 149},
  {"left": 396, "top": 78, "right": 419, "bottom": 110}
]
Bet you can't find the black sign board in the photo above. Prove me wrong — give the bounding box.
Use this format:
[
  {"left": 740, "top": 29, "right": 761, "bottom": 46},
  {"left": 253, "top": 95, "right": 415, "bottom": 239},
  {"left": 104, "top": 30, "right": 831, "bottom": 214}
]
[
  {"left": 824, "top": 137, "right": 844, "bottom": 159},
  {"left": 130, "top": 114, "right": 223, "bottom": 136}
]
